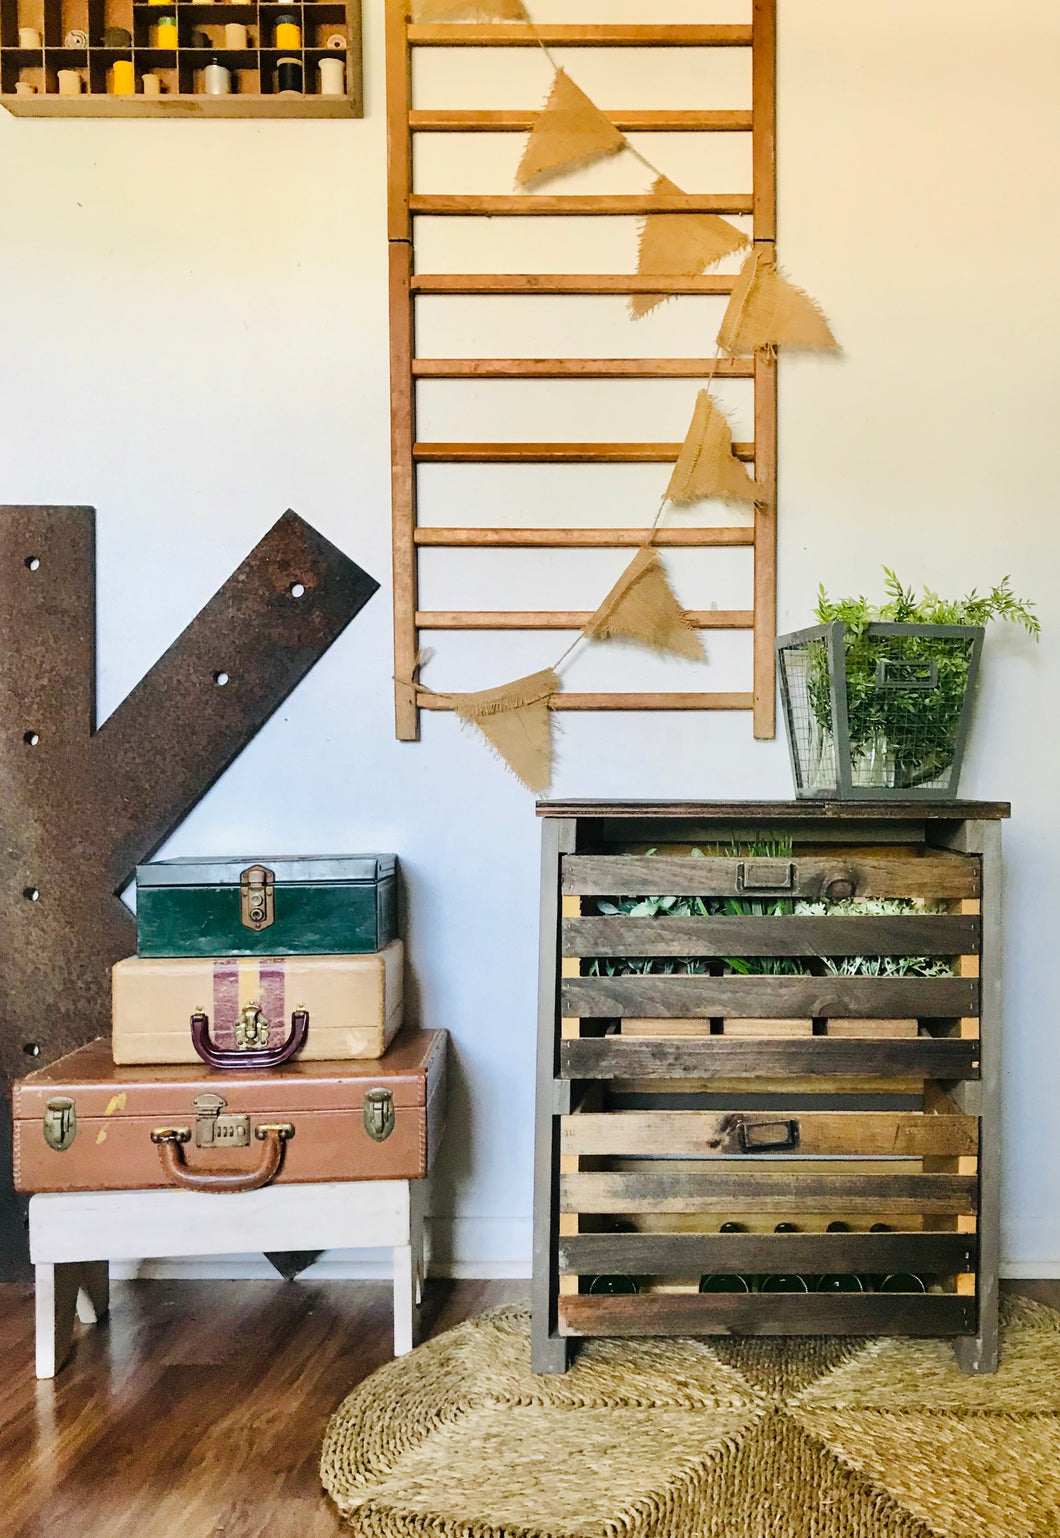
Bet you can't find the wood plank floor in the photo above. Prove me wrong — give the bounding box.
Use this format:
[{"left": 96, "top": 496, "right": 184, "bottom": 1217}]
[
  {"left": 0, "top": 1278, "right": 1054, "bottom": 1537},
  {"left": 0, "top": 1278, "right": 527, "bottom": 1538}
]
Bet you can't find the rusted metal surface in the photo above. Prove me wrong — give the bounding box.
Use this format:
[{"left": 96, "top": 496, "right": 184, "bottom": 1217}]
[{"left": 0, "top": 507, "right": 378, "bottom": 1274}]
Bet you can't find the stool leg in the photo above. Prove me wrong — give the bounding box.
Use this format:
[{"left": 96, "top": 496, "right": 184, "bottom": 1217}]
[
  {"left": 76, "top": 1261, "right": 110, "bottom": 1325},
  {"left": 35, "top": 1263, "right": 80, "bottom": 1379},
  {"left": 392, "top": 1245, "right": 415, "bottom": 1357}
]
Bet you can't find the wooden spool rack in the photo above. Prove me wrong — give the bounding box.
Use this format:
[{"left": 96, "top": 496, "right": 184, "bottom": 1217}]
[{"left": 386, "top": 3, "right": 778, "bottom": 741}]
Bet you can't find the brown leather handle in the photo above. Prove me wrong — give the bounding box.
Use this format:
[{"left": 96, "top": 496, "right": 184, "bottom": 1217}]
[
  {"left": 190, "top": 1009, "right": 309, "bottom": 1071},
  {"left": 151, "top": 1126, "right": 293, "bottom": 1194}
]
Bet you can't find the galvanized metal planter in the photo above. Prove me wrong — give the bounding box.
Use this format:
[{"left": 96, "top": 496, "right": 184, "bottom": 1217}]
[{"left": 776, "top": 621, "right": 985, "bottom": 800}]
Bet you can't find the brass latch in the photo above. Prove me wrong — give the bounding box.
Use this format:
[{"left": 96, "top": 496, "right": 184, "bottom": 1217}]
[
  {"left": 194, "top": 1092, "right": 251, "bottom": 1149},
  {"left": 43, "top": 1096, "right": 77, "bottom": 1152},
  {"left": 364, "top": 1088, "right": 395, "bottom": 1143},
  {"left": 240, "top": 864, "right": 275, "bottom": 932},
  {"left": 235, "top": 1002, "right": 270, "bottom": 1050}
]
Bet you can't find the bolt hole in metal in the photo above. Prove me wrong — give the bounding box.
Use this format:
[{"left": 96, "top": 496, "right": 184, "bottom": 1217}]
[
  {"left": 23, "top": 1042, "right": 40, "bottom": 1057},
  {"left": 289, "top": 582, "right": 306, "bottom": 598},
  {"left": 24, "top": 555, "right": 40, "bottom": 570},
  {"left": 213, "top": 671, "right": 229, "bottom": 686},
  {"left": 23, "top": 731, "right": 39, "bottom": 745},
  {"left": 23, "top": 886, "right": 39, "bottom": 901}
]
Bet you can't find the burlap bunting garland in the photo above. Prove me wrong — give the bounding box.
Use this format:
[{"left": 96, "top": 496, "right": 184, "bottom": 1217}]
[
  {"left": 667, "top": 389, "right": 759, "bottom": 506},
  {"left": 584, "top": 547, "right": 705, "bottom": 660},
  {"left": 448, "top": 668, "right": 559, "bottom": 793},
  {"left": 410, "top": 0, "right": 529, "bottom": 20},
  {"left": 631, "top": 176, "right": 749, "bottom": 319},
  {"left": 718, "top": 248, "right": 839, "bottom": 355},
  {"left": 516, "top": 69, "right": 626, "bottom": 188}
]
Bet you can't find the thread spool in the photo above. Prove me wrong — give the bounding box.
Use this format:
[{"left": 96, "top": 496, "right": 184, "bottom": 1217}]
[
  {"left": 14, "top": 80, "right": 36, "bottom": 95},
  {"left": 325, "top": 33, "right": 347, "bottom": 49},
  {"left": 64, "top": 28, "right": 88, "bottom": 46},
  {"left": 274, "top": 13, "right": 300, "bottom": 46},
  {"left": 57, "top": 68, "right": 82, "bottom": 96},
  {"left": 191, "top": 29, "right": 211, "bottom": 47},
  {"left": 204, "top": 60, "right": 231, "bottom": 95},
  {"left": 155, "top": 15, "right": 177, "bottom": 47},
  {"left": 224, "top": 22, "right": 247, "bottom": 48},
  {"left": 275, "top": 55, "right": 303, "bottom": 95},
  {"left": 317, "top": 55, "right": 344, "bottom": 95},
  {"left": 142, "top": 71, "right": 162, "bottom": 96},
  {"left": 18, "top": 26, "right": 41, "bottom": 47},
  {"left": 111, "top": 59, "right": 135, "bottom": 94}
]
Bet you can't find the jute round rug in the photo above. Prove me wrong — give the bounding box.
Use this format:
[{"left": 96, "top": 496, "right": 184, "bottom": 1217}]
[{"left": 321, "top": 1300, "right": 1060, "bottom": 1538}]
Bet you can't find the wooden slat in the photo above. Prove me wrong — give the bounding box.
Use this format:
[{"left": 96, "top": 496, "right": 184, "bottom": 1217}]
[
  {"left": 753, "top": 346, "right": 777, "bottom": 739},
  {"left": 542, "top": 800, "right": 1010, "bottom": 821},
  {"left": 412, "top": 359, "right": 756, "bottom": 379},
  {"left": 563, "top": 914, "right": 980, "bottom": 958},
  {"left": 420, "top": 692, "right": 754, "bottom": 713},
  {"left": 407, "top": 24, "right": 754, "bottom": 47},
  {"left": 558, "top": 1292, "right": 976, "bottom": 1338},
  {"left": 561, "top": 851, "right": 980, "bottom": 899},
  {"left": 388, "top": 240, "right": 419, "bottom": 742},
  {"left": 416, "top": 610, "right": 753, "bottom": 631},
  {"left": 409, "top": 109, "right": 754, "bottom": 132},
  {"left": 562, "top": 1169, "right": 979, "bottom": 1215},
  {"left": 410, "top": 194, "right": 755, "bottom": 217},
  {"left": 562, "top": 1109, "right": 978, "bottom": 1158},
  {"left": 561, "top": 1037, "right": 981, "bottom": 1081},
  {"left": 562, "top": 975, "right": 978, "bottom": 1021},
  {"left": 413, "top": 442, "right": 754, "bottom": 463},
  {"left": 414, "top": 528, "right": 755, "bottom": 548},
  {"left": 558, "top": 1231, "right": 977, "bottom": 1276},
  {"left": 752, "top": 0, "right": 777, "bottom": 243},
  {"left": 385, "top": 0, "right": 411, "bottom": 239},
  {"left": 410, "top": 274, "right": 736, "bottom": 295}
]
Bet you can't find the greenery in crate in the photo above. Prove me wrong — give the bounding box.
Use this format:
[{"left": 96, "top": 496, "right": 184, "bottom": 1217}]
[
  {"left": 793, "top": 897, "right": 952, "bottom": 977},
  {"left": 811, "top": 571, "right": 1038, "bottom": 790}
]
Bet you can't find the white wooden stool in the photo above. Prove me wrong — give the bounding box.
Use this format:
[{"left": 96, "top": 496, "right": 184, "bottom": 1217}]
[{"left": 29, "top": 1178, "right": 428, "bottom": 1378}]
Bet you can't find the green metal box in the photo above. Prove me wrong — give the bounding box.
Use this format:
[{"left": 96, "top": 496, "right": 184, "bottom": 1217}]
[{"left": 135, "top": 855, "right": 398, "bottom": 958}]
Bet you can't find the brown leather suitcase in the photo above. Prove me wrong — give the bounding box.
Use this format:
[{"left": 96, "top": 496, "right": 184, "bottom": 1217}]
[{"left": 14, "top": 1028, "right": 446, "bottom": 1195}]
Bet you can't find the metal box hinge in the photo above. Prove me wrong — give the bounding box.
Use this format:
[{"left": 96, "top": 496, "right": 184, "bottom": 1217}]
[
  {"left": 364, "top": 1088, "right": 395, "bottom": 1142},
  {"left": 240, "top": 863, "right": 275, "bottom": 932}
]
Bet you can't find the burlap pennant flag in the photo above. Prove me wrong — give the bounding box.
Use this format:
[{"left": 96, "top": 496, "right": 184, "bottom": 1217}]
[
  {"left": 631, "top": 176, "right": 749, "bottom": 319},
  {"left": 516, "top": 69, "right": 626, "bottom": 188},
  {"left": 583, "top": 547, "right": 705, "bottom": 660},
  {"left": 666, "top": 389, "right": 758, "bottom": 505},
  {"left": 718, "top": 248, "right": 839, "bottom": 355},
  {"left": 449, "top": 668, "right": 559, "bottom": 792},
  {"left": 410, "top": 0, "right": 529, "bottom": 20}
]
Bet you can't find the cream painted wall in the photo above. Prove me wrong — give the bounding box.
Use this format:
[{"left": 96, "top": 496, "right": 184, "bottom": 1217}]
[{"left": 3, "top": 1, "right": 1059, "bottom": 1276}]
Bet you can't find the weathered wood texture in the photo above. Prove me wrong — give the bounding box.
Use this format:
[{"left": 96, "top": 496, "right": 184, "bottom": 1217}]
[
  {"left": 561, "top": 851, "right": 980, "bottom": 899},
  {"left": 558, "top": 1231, "right": 976, "bottom": 1276},
  {"left": 562, "top": 1038, "right": 980, "bottom": 1081},
  {"left": 563, "top": 1109, "right": 978, "bottom": 1158},
  {"left": 561, "top": 1170, "right": 979, "bottom": 1215},
  {"left": 559, "top": 1292, "right": 976, "bottom": 1338},
  {"left": 562, "top": 976, "right": 979, "bottom": 1021},
  {"left": 563, "top": 914, "right": 979, "bottom": 957}
]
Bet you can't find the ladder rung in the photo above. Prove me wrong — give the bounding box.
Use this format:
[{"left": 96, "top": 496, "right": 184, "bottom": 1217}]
[
  {"left": 411, "top": 194, "right": 754, "bottom": 217},
  {"left": 414, "top": 442, "right": 756, "bottom": 464},
  {"left": 414, "top": 528, "right": 754, "bottom": 549},
  {"left": 407, "top": 25, "right": 753, "bottom": 48},
  {"left": 420, "top": 692, "right": 755, "bottom": 711},
  {"left": 416, "top": 610, "right": 753, "bottom": 631},
  {"left": 412, "top": 359, "right": 755, "bottom": 379},
  {"left": 411, "top": 274, "right": 736, "bottom": 296},
  {"left": 409, "top": 109, "right": 754, "bottom": 133}
]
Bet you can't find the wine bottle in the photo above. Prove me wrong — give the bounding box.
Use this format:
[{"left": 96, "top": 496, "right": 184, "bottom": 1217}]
[
  {"left": 762, "top": 1221, "right": 808, "bottom": 1292},
  {"left": 816, "top": 1219, "right": 861, "bottom": 1291},
  {"left": 586, "top": 1275, "right": 640, "bottom": 1295},
  {"left": 878, "top": 1273, "right": 926, "bottom": 1293},
  {"left": 699, "top": 1274, "right": 750, "bottom": 1293}
]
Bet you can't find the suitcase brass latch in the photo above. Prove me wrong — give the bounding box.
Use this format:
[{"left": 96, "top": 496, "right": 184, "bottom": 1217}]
[
  {"left": 240, "top": 864, "right": 275, "bottom": 932},
  {"left": 43, "top": 1096, "right": 77, "bottom": 1152},
  {"left": 364, "top": 1088, "right": 395, "bottom": 1143},
  {"left": 235, "top": 1002, "right": 270, "bottom": 1050},
  {"left": 194, "top": 1092, "right": 251, "bottom": 1149}
]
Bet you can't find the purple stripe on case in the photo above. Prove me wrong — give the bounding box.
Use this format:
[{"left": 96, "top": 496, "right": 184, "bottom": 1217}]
[
  {"left": 212, "top": 962, "right": 240, "bottom": 1049},
  {"left": 259, "top": 962, "right": 286, "bottom": 1037}
]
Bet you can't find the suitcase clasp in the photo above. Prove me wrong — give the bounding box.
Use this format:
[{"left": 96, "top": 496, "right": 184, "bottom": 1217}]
[
  {"left": 235, "top": 1002, "right": 270, "bottom": 1051},
  {"left": 240, "top": 864, "right": 275, "bottom": 932},
  {"left": 194, "top": 1092, "right": 251, "bottom": 1149},
  {"left": 364, "top": 1088, "right": 395, "bottom": 1143},
  {"left": 43, "top": 1096, "right": 77, "bottom": 1152}
]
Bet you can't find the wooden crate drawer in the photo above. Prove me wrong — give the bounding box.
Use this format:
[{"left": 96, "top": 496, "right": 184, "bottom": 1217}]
[
  {"left": 561, "top": 850, "right": 979, "bottom": 901},
  {"left": 558, "top": 1230, "right": 976, "bottom": 1278},
  {"left": 562, "top": 975, "right": 978, "bottom": 1021},
  {"left": 562, "top": 1108, "right": 978, "bottom": 1159},
  {"left": 561, "top": 1037, "right": 980, "bottom": 1081},
  {"left": 557, "top": 1292, "right": 977, "bottom": 1338},
  {"left": 560, "top": 1168, "right": 978, "bottom": 1219}
]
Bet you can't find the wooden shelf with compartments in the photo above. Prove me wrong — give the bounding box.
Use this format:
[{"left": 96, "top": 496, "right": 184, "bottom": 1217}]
[
  {"left": 534, "top": 799, "right": 1007, "bottom": 1374},
  {"left": 0, "top": 0, "right": 361, "bottom": 115}
]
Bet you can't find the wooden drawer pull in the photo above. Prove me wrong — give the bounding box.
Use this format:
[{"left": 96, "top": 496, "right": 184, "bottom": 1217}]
[{"left": 736, "top": 1117, "right": 800, "bottom": 1153}]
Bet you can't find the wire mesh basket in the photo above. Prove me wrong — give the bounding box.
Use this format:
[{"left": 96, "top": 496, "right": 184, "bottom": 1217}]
[{"left": 776, "top": 621, "right": 985, "bottom": 800}]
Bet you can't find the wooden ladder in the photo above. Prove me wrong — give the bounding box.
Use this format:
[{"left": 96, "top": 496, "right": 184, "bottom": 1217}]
[{"left": 387, "top": 3, "right": 777, "bottom": 741}]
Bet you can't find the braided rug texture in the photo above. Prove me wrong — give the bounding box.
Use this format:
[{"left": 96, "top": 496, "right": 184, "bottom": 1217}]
[{"left": 321, "top": 1299, "right": 1060, "bottom": 1538}]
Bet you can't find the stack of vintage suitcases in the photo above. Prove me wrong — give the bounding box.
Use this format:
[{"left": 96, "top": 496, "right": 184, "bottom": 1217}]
[{"left": 15, "top": 855, "right": 447, "bottom": 1198}]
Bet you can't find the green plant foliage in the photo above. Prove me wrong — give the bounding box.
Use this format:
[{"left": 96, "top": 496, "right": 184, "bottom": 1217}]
[{"left": 809, "top": 570, "right": 1038, "bottom": 791}]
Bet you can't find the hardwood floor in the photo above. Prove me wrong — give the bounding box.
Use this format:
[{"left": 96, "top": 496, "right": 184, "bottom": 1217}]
[
  {"left": 0, "top": 1278, "right": 528, "bottom": 1538},
  {"left": 0, "top": 1277, "right": 1056, "bottom": 1537}
]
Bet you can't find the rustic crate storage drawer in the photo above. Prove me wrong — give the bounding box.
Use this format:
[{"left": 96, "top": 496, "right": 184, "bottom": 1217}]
[{"left": 534, "top": 800, "right": 1006, "bottom": 1375}]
